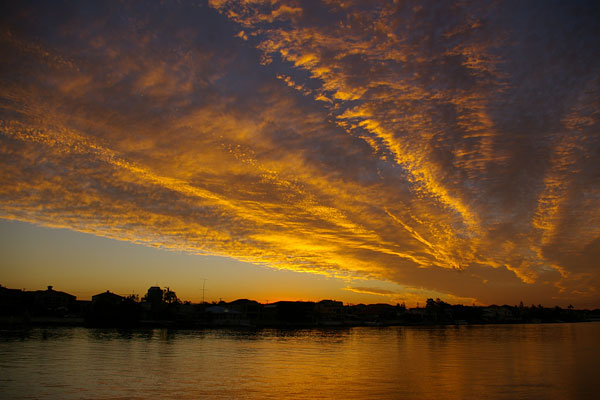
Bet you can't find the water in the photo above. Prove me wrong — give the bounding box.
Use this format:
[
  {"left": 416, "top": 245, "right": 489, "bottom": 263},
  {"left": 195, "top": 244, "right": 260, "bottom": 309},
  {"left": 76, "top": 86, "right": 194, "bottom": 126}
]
[{"left": 1, "top": 323, "right": 598, "bottom": 399}]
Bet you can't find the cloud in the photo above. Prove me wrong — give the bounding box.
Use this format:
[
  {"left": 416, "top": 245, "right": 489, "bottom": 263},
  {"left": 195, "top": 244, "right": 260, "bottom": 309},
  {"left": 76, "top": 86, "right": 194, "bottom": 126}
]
[
  {"left": 1, "top": 0, "right": 599, "bottom": 307},
  {"left": 344, "top": 286, "right": 398, "bottom": 296},
  {"left": 344, "top": 285, "right": 477, "bottom": 306}
]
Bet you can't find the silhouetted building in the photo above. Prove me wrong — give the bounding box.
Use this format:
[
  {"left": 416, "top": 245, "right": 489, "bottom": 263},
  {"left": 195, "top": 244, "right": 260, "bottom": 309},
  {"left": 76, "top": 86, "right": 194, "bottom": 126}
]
[
  {"left": 144, "top": 286, "right": 163, "bottom": 305},
  {"left": 316, "top": 300, "right": 345, "bottom": 325},
  {"left": 272, "top": 301, "right": 316, "bottom": 326},
  {"left": 175, "top": 302, "right": 198, "bottom": 323},
  {"left": 92, "top": 291, "right": 124, "bottom": 306},
  {"left": 480, "top": 305, "right": 515, "bottom": 322},
  {"left": 407, "top": 307, "right": 426, "bottom": 317},
  {"left": 205, "top": 305, "right": 242, "bottom": 325},
  {"left": 87, "top": 291, "right": 139, "bottom": 327},
  {"left": 229, "top": 299, "right": 262, "bottom": 321},
  {"left": 31, "top": 286, "right": 76, "bottom": 314}
]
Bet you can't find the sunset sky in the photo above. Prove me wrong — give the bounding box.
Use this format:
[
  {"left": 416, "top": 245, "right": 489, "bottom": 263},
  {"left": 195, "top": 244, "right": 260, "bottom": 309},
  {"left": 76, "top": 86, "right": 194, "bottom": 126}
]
[{"left": 1, "top": 0, "right": 599, "bottom": 307}]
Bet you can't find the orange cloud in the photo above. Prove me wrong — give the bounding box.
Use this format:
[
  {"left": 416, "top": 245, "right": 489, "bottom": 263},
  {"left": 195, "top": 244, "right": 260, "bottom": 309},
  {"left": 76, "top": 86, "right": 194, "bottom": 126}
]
[{"left": 1, "top": 0, "right": 599, "bottom": 307}]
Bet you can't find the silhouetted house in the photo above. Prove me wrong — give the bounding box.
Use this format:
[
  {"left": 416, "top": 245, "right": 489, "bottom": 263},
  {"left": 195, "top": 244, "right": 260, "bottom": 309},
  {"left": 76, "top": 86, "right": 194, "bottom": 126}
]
[
  {"left": 87, "top": 291, "right": 139, "bottom": 327},
  {"left": 92, "top": 291, "right": 124, "bottom": 306},
  {"left": 144, "top": 286, "right": 163, "bottom": 305},
  {"left": 272, "top": 301, "right": 316, "bottom": 326},
  {"left": 349, "top": 303, "right": 397, "bottom": 323},
  {"left": 316, "top": 300, "right": 345, "bottom": 325},
  {"left": 407, "top": 307, "right": 426, "bottom": 316},
  {"left": 205, "top": 305, "right": 242, "bottom": 325},
  {"left": 261, "top": 303, "right": 278, "bottom": 325},
  {"left": 480, "top": 305, "right": 515, "bottom": 322},
  {"left": 31, "top": 286, "right": 76, "bottom": 314},
  {"left": 175, "top": 302, "right": 198, "bottom": 323},
  {"left": 228, "top": 299, "right": 262, "bottom": 321},
  {"left": 316, "top": 300, "right": 343, "bottom": 314}
]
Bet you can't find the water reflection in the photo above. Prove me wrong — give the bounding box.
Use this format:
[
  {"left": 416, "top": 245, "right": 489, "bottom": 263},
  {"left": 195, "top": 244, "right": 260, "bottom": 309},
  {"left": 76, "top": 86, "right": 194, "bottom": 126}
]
[{"left": 0, "top": 323, "right": 598, "bottom": 399}]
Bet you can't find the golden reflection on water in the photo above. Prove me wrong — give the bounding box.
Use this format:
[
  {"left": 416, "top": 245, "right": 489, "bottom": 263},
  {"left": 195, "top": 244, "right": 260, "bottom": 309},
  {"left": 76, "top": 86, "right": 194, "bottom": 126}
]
[{"left": 0, "top": 323, "right": 598, "bottom": 399}]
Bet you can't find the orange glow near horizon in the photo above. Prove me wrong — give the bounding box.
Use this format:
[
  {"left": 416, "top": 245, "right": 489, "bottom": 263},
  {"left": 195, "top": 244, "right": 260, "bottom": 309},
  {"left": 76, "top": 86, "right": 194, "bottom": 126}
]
[{"left": 1, "top": 1, "right": 599, "bottom": 308}]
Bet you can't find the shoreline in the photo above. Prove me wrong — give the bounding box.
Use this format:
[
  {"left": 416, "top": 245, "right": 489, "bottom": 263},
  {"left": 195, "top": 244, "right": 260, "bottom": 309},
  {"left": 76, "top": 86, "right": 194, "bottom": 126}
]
[{"left": 1, "top": 316, "right": 598, "bottom": 331}]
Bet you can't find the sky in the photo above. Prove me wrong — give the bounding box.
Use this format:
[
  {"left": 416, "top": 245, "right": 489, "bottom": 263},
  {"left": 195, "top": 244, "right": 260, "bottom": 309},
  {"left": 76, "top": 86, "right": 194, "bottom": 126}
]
[{"left": 1, "top": 0, "right": 599, "bottom": 308}]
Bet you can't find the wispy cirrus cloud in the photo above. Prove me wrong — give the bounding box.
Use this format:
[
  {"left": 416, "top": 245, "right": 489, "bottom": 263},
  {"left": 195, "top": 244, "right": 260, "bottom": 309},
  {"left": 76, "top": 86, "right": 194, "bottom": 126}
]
[
  {"left": 1, "top": 0, "right": 598, "bottom": 306},
  {"left": 344, "top": 285, "right": 476, "bottom": 306}
]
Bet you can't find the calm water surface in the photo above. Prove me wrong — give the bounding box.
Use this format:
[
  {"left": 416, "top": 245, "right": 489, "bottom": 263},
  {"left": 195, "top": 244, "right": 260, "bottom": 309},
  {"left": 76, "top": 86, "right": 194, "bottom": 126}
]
[{"left": 1, "top": 323, "right": 598, "bottom": 399}]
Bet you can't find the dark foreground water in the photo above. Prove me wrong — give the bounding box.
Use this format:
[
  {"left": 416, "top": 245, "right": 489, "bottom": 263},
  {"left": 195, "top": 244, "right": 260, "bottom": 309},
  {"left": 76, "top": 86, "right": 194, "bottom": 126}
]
[{"left": 1, "top": 322, "right": 599, "bottom": 399}]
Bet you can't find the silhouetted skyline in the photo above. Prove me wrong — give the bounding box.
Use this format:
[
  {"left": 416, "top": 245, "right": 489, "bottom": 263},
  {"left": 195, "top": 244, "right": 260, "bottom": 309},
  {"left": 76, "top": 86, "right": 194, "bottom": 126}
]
[{"left": 2, "top": 283, "right": 598, "bottom": 329}]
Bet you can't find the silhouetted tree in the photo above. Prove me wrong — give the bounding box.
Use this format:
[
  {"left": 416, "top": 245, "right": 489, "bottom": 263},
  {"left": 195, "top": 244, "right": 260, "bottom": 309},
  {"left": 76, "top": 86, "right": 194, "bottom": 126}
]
[
  {"left": 426, "top": 298, "right": 451, "bottom": 323},
  {"left": 126, "top": 294, "right": 139, "bottom": 302},
  {"left": 163, "top": 287, "right": 179, "bottom": 305}
]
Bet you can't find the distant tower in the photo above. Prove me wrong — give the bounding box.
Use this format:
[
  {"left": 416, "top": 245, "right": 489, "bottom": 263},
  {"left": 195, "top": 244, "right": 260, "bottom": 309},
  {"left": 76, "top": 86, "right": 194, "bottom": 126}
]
[{"left": 202, "top": 279, "right": 207, "bottom": 304}]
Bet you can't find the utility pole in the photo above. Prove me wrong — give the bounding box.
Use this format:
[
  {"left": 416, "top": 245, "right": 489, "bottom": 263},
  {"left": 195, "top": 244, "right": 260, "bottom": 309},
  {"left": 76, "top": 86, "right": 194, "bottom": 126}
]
[{"left": 201, "top": 279, "right": 207, "bottom": 304}]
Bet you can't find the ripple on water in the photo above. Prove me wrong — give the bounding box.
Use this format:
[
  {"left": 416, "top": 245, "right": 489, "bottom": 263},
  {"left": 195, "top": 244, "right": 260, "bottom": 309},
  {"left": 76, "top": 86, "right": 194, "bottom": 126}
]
[{"left": 0, "top": 323, "right": 598, "bottom": 399}]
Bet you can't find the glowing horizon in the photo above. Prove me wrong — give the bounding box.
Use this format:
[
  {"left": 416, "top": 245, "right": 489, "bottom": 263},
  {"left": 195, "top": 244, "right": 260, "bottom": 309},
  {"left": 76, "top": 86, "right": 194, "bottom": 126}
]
[{"left": 1, "top": 1, "right": 599, "bottom": 308}]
